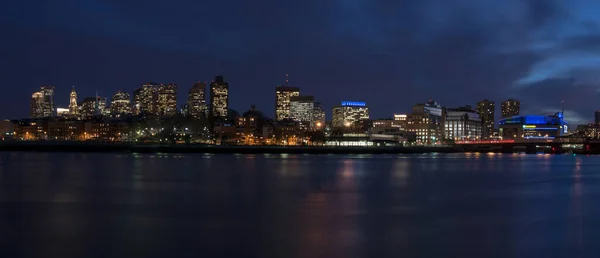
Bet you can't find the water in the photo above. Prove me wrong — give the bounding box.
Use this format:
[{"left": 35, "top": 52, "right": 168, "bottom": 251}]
[{"left": 0, "top": 152, "right": 597, "bottom": 258}]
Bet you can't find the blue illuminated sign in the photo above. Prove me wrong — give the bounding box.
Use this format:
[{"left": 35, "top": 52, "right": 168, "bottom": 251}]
[{"left": 341, "top": 101, "right": 366, "bottom": 107}]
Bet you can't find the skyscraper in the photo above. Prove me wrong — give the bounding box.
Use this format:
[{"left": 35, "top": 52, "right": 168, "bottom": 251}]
[
  {"left": 69, "top": 87, "right": 78, "bottom": 115},
  {"left": 275, "top": 86, "right": 300, "bottom": 121},
  {"left": 476, "top": 99, "right": 495, "bottom": 139},
  {"left": 156, "top": 83, "right": 178, "bottom": 117},
  {"left": 501, "top": 99, "right": 520, "bottom": 118},
  {"left": 332, "top": 101, "right": 370, "bottom": 128},
  {"left": 30, "top": 86, "right": 55, "bottom": 118},
  {"left": 80, "top": 97, "right": 97, "bottom": 119},
  {"left": 210, "top": 75, "right": 229, "bottom": 118},
  {"left": 290, "top": 96, "right": 315, "bottom": 129},
  {"left": 313, "top": 102, "right": 326, "bottom": 128},
  {"left": 110, "top": 90, "right": 131, "bottom": 117},
  {"left": 132, "top": 83, "right": 159, "bottom": 117},
  {"left": 187, "top": 82, "right": 207, "bottom": 119}
]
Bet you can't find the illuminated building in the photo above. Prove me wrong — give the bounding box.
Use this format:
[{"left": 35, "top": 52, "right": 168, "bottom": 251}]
[
  {"left": 110, "top": 90, "right": 131, "bottom": 117},
  {"left": 80, "top": 96, "right": 106, "bottom": 119},
  {"left": 187, "top": 82, "right": 207, "bottom": 119},
  {"left": 393, "top": 114, "right": 408, "bottom": 128},
  {"left": 406, "top": 101, "right": 443, "bottom": 144},
  {"left": 210, "top": 75, "right": 229, "bottom": 118},
  {"left": 133, "top": 83, "right": 159, "bottom": 116},
  {"left": 30, "top": 86, "right": 55, "bottom": 118},
  {"left": 56, "top": 108, "right": 70, "bottom": 117},
  {"left": 476, "top": 99, "right": 494, "bottom": 139},
  {"left": 444, "top": 106, "right": 482, "bottom": 140},
  {"left": 69, "top": 87, "right": 78, "bottom": 115},
  {"left": 313, "top": 102, "right": 326, "bottom": 129},
  {"left": 47, "top": 120, "right": 85, "bottom": 141},
  {"left": 498, "top": 112, "right": 567, "bottom": 139},
  {"left": 501, "top": 99, "right": 520, "bottom": 118},
  {"left": 156, "top": 83, "right": 178, "bottom": 117},
  {"left": 332, "top": 101, "right": 369, "bottom": 128},
  {"left": 290, "top": 96, "right": 314, "bottom": 129},
  {"left": 275, "top": 85, "right": 300, "bottom": 121}
]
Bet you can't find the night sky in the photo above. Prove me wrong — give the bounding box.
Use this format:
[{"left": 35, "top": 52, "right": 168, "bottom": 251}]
[{"left": 2, "top": 0, "right": 600, "bottom": 124}]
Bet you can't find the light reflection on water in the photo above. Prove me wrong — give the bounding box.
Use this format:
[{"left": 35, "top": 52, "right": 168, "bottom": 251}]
[{"left": 0, "top": 152, "right": 598, "bottom": 258}]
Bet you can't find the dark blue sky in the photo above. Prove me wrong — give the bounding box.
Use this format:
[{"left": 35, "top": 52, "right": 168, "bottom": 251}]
[{"left": 2, "top": 0, "right": 600, "bottom": 124}]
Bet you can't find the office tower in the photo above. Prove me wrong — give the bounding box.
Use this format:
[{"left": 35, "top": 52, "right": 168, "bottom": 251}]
[
  {"left": 210, "top": 75, "right": 229, "bottom": 118},
  {"left": 80, "top": 97, "right": 97, "bottom": 119},
  {"left": 290, "top": 96, "right": 314, "bottom": 129},
  {"left": 501, "top": 99, "right": 520, "bottom": 118},
  {"left": 313, "top": 102, "right": 326, "bottom": 128},
  {"left": 406, "top": 100, "right": 444, "bottom": 143},
  {"left": 187, "top": 82, "right": 207, "bottom": 119},
  {"left": 476, "top": 99, "right": 495, "bottom": 139},
  {"left": 69, "top": 87, "right": 79, "bottom": 115},
  {"left": 132, "top": 83, "right": 159, "bottom": 116},
  {"left": 331, "top": 101, "right": 370, "bottom": 128},
  {"left": 30, "top": 86, "right": 55, "bottom": 118},
  {"left": 110, "top": 90, "right": 131, "bottom": 117},
  {"left": 444, "top": 106, "right": 482, "bottom": 140},
  {"left": 156, "top": 83, "right": 178, "bottom": 117},
  {"left": 275, "top": 85, "right": 300, "bottom": 121}
]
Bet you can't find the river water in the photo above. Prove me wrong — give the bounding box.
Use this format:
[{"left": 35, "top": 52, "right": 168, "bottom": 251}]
[{"left": 0, "top": 152, "right": 597, "bottom": 258}]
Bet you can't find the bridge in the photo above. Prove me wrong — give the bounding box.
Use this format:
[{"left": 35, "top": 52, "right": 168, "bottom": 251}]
[{"left": 454, "top": 137, "right": 600, "bottom": 154}]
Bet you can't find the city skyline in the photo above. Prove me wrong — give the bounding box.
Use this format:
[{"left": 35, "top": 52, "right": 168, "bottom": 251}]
[{"left": 4, "top": 1, "right": 600, "bottom": 125}]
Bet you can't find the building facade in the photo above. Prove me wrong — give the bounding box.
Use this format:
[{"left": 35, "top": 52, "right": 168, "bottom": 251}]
[
  {"left": 69, "top": 87, "right": 78, "bottom": 115},
  {"left": 290, "top": 96, "right": 314, "bottom": 128},
  {"left": 30, "top": 86, "right": 55, "bottom": 118},
  {"left": 187, "top": 82, "right": 207, "bottom": 119},
  {"left": 110, "top": 91, "right": 131, "bottom": 117},
  {"left": 133, "top": 83, "right": 159, "bottom": 117},
  {"left": 499, "top": 112, "right": 567, "bottom": 139},
  {"left": 156, "top": 83, "right": 177, "bottom": 117},
  {"left": 476, "top": 99, "right": 495, "bottom": 139},
  {"left": 210, "top": 75, "right": 229, "bottom": 119},
  {"left": 331, "top": 101, "right": 370, "bottom": 128},
  {"left": 406, "top": 101, "right": 444, "bottom": 144},
  {"left": 501, "top": 99, "right": 520, "bottom": 118},
  {"left": 313, "top": 102, "right": 326, "bottom": 129},
  {"left": 444, "top": 106, "right": 482, "bottom": 140},
  {"left": 275, "top": 86, "right": 300, "bottom": 121}
]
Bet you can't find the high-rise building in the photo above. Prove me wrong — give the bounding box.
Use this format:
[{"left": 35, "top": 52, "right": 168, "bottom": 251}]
[
  {"left": 444, "top": 106, "right": 482, "bottom": 140},
  {"left": 80, "top": 97, "right": 97, "bottom": 119},
  {"left": 406, "top": 101, "right": 444, "bottom": 144},
  {"left": 313, "top": 102, "right": 326, "bottom": 128},
  {"left": 332, "top": 101, "right": 370, "bottom": 128},
  {"left": 476, "top": 99, "right": 495, "bottom": 139},
  {"left": 69, "top": 87, "right": 78, "bottom": 115},
  {"left": 110, "top": 91, "right": 131, "bottom": 117},
  {"left": 187, "top": 82, "right": 207, "bottom": 119},
  {"left": 156, "top": 83, "right": 177, "bottom": 117},
  {"left": 210, "top": 75, "right": 229, "bottom": 118},
  {"left": 30, "top": 86, "right": 55, "bottom": 118},
  {"left": 595, "top": 110, "right": 600, "bottom": 124},
  {"left": 133, "top": 83, "right": 159, "bottom": 117},
  {"left": 275, "top": 86, "right": 300, "bottom": 121},
  {"left": 501, "top": 99, "right": 520, "bottom": 118},
  {"left": 290, "top": 96, "right": 314, "bottom": 129}
]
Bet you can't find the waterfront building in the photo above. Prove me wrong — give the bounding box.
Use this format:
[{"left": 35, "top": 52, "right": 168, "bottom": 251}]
[
  {"left": 275, "top": 85, "right": 300, "bottom": 121},
  {"left": 187, "top": 82, "right": 207, "bottom": 119},
  {"left": 501, "top": 99, "right": 520, "bottom": 118},
  {"left": 210, "top": 75, "right": 229, "bottom": 119},
  {"left": 30, "top": 86, "right": 55, "bottom": 118},
  {"left": 313, "top": 102, "right": 326, "bottom": 129},
  {"left": 69, "top": 87, "right": 78, "bottom": 115},
  {"left": 331, "top": 101, "right": 370, "bottom": 128},
  {"left": 498, "top": 112, "right": 567, "bottom": 139},
  {"left": 444, "top": 106, "right": 482, "bottom": 140},
  {"left": 476, "top": 99, "right": 494, "bottom": 139},
  {"left": 406, "top": 101, "right": 444, "bottom": 144},
  {"left": 110, "top": 91, "right": 131, "bottom": 117}
]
